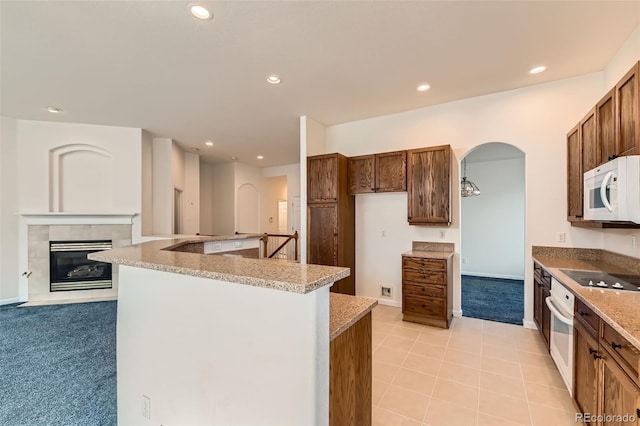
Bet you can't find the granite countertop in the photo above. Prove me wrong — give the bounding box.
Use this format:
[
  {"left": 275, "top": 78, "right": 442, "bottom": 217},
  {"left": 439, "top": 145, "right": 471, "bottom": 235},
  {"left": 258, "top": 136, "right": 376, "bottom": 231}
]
[
  {"left": 402, "top": 241, "right": 454, "bottom": 259},
  {"left": 532, "top": 253, "right": 640, "bottom": 351},
  {"left": 329, "top": 293, "right": 378, "bottom": 341},
  {"left": 402, "top": 250, "right": 454, "bottom": 259},
  {"left": 89, "top": 236, "right": 350, "bottom": 294}
]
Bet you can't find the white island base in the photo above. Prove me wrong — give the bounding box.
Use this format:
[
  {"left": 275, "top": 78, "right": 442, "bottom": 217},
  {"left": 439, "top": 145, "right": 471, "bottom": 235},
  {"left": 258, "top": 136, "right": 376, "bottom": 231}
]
[{"left": 117, "top": 265, "right": 330, "bottom": 425}]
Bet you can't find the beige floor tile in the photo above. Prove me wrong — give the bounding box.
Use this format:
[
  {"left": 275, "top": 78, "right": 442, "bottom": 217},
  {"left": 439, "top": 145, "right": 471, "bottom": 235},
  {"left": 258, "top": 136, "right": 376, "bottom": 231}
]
[
  {"left": 438, "top": 361, "right": 481, "bottom": 387},
  {"left": 524, "top": 382, "right": 575, "bottom": 412},
  {"left": 375, "top": 345, "right": 410, "bottom": 366},
  {"left": 373, "top": 360, "right": 401, "bottom": 383},
  {"left": 373, "top": 407, "right": 423, "bottom": 426},
  {"left": 479, "top": 371, "right": 527, "bottom": 400},
  {"left": 453, "top": 316, "right": 484, "bottom": 330},
  {"left": 478, "top": 390, "right": 532, "bottom": 425},
  {"left": 373, "top": 379, "right": 389, "bottom": 406},
  {"left": 397, "top": 320, "right": 430, "bottom": 331},
  {"left": 444, "top": 347, "right": 482, "bottom": 369},
  {"left": 378, "top": 384, "right": 430, "bottom": 422},
  {"left": 482, "top": 320, "right": 523, "bottom": 336},
  {"left": 402, "top": 353, "right": 443, "bottom": 376},
  {"left": 383, "top": 335, "right": 419, "bottom": 352},
  {"left": 517, "top": 351, "right": 555, "bottom": 369},
  {"left": 431, "top": 378, "right": 479, "bottom": 410},
  {"left": 424, "top": 398, "right": 478, "bottom": 426},
  {"left": 416, "top": 331, "right": 450, "bottom": 348},
  {"left": 477, "top": 412, "right": 527, "bottom": 426},
  {"left": 515, "top": 337, "right": 549, "bottom": 355},
  {"left": 393, "top": 326, "right": 422, "bottom": 340},
  {"left": 450, "top": 327, "right": 483, "bottom": 341},
  {"left": 373, "top": 321, "right": 396, "bottom": 335},
  {"left": 411, "top": 341, "right": 447, "bottom": 360},
  {"left": 482, "top": 342, "right": 521, "bottom": 363},
  {"left": 482, "top": 331, "right": 515, "bottom": 347},
  {"left": 481, "top": 356, "right": 522, "bottom": 379},
  {"left": 528, "top": 402, "right": 576, "bottom": 426},
  {"left": 391, "top": 368, "right": 437, "bottom": 395},
  {"left": 520, "top": 363, "right": 567, "bottom": 389},
  {"left": 448, "top": 335, "right": 482, "bottom": 353}
]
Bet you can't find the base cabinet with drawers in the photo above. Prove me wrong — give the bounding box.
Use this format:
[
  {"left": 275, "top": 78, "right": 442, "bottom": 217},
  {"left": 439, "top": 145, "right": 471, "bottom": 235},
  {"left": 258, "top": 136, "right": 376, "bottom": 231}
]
[
  {"left": 533, "top": 262, "right": 551, "bottom": 350},
  {"left": 573, "top": 298, "right": 640, "bottom": 426},
  {"left": 401, "top": 254, "right": 452, "bottom": 328}
]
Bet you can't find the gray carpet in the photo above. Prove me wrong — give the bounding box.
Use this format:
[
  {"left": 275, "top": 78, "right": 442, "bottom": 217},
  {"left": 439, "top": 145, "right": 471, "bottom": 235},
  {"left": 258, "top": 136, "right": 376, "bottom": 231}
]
[
  {"left": 0, "top": 301, "right": 117, "bottom": 425},
  {"left": 461, "top": 275, "right": 524, "bottom": 325}
]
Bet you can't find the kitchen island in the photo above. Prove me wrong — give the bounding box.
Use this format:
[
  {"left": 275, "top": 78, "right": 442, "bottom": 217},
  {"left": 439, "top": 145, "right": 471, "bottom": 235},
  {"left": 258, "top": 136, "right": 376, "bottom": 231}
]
[{"left": 90, "top": 235, "right": 375, "bottom": 426}]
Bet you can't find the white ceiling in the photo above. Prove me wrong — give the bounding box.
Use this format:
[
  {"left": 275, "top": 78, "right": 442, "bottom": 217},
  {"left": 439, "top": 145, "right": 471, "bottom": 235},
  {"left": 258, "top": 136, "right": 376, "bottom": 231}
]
[{"left": 1, "top": 1, "right": 639, "bottom": 168}]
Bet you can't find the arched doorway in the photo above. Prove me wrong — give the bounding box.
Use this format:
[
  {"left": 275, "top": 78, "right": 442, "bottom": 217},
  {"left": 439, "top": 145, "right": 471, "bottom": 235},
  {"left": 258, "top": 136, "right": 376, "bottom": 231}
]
[
  {"left": 460, "top": 142, "right": 526, "bottom": 325},
  {"left": 237, "top": 183, "right": 260, "bottom": 233}
]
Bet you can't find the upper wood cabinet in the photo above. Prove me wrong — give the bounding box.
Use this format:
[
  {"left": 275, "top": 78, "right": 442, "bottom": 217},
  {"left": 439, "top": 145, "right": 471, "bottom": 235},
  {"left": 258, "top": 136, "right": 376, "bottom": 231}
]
[
  {"left": 597, "top": 88, "right": 617, "bottom": 163},
  {"left": 407, "top": 145, "right": 451, "bottom": 225},
  {"left": 348, "top": 150, "right": 406, "bottom": 194},
  {"left": 581, "top": 108, "right": 598, "bottom": 173},
  {"left": 308, "top": 154, "right": 343, "bottom": 203},
  {"left": 567, "top": 124, "right": 583, "bottom": 222},
  {"left": 616, "top": 61, "right": 640, "bottom": 157}
]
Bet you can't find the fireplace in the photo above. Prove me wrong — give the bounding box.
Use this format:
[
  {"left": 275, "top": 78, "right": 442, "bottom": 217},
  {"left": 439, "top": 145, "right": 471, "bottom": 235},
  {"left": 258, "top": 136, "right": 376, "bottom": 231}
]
[{"left": 49, "top": 240, "right": 112, "bottom": 291}]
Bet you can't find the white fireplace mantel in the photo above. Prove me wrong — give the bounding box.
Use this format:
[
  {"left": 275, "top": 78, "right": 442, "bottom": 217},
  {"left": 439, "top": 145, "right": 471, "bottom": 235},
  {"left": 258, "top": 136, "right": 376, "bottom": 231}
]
[{"left": 19, "top": 212, "right": 138, "bottom": 226}]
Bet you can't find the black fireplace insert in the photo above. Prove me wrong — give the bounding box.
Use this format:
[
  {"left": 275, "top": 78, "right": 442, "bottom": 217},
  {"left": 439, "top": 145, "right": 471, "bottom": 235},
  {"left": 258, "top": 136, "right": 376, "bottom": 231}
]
[{"left": 49, "top": 240, "right": 112, "bottom": 291}]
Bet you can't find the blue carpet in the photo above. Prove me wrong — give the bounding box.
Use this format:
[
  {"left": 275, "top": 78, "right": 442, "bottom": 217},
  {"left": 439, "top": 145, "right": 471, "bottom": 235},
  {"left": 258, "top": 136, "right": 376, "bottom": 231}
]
[
  {"left": 461, "top": 275, "right": 524, "bottom": 325},
  {"left": 0, "top": 301, "right": 117, "bottom": 426}
]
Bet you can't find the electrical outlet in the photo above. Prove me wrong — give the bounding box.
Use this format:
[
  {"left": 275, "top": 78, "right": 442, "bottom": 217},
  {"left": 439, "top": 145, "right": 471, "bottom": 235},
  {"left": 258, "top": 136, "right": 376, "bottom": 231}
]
[
  {"left": 212, "top": 243, "right": 222, "bottom": 251},
  {"left": 632, "top": 235, "right": 637, "bottom": 249},
  {"left": 380, "top": 230, "right": 386, "bottom": 237},
  {"left": 462, "top": 257, "right": 467, "bottom": 265},
  {"left": 142, "top": 395, "right": 151, "bottom": 420},
  {"left": 557, "top": 232, "right": 566, "bottom": 243},
  {"left": 440, "top": 230, "right": 446, "bottom": 239},
  {"left": 381, "top": 286, "right": 392, "bottom": 297}
]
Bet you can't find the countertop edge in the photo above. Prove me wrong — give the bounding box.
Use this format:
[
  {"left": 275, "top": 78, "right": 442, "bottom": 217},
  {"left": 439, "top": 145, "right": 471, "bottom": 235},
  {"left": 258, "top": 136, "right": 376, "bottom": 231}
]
[
  {"left": 401, "top": 250, "right": 454, "bottom": 259},
  {"left": 330, "top": 294, "right": 378, "bottom": 341},
  {"left": 533, "top": 255, "right": 640, "bottom": 351}
]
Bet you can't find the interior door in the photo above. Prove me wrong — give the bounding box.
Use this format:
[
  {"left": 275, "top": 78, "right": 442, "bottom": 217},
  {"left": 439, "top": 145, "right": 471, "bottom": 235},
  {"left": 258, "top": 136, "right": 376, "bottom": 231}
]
[{"left": 307, "top": 203, "right": 338, "bottom": 266}]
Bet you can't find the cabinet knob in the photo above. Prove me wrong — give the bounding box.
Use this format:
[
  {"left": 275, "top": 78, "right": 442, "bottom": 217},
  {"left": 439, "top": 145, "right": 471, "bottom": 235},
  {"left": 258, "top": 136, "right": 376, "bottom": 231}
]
[
  {"left": 589, "top": 347, "right": 598, "bottom": 355},
  {"left": 421, "top": 275, "right": 426, "bottom": 279},
  {"left": 579, "top": 311, "right": 589, "bottom": 317},
  {"left": 422, "top": 304, "right": 426, "bottom": 308},
  {"left": 421, "top": 288, "right": 425, "bottom": 291},
  {"left": 612, "top": 342, "right": 622, "bottom": 350},
  {"left": 592, "top": 353, "right": 602, "bottom": 360}
]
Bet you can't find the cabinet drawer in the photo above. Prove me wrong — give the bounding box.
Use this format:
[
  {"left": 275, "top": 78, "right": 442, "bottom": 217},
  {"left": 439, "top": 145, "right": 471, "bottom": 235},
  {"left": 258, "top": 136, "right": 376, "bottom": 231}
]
[
  {"left": 402, "top": 269, "right": 447, "bottom": 285},
  {"left": 541, "top": 269, "right": 552, "bottom": 287},
  {"left": 402, "top": 257, "right": 446, "bottom": 272},
  {"left": 575, "top": 298, "right": 599, "bottom": 336},
  {"left": 403, "top": 282, "right": 446, "bottom": 299},
  {"left": 403, "top": 295, "right": 446, "bottom": 319},
  {"left": 601, "top": 321, "right": 640, "bottom": 380}
]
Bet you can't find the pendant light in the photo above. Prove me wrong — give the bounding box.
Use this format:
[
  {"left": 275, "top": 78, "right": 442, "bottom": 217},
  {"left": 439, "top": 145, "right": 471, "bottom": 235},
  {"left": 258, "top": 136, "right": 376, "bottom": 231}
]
[{"left": 461, "top": 158, "right": 480, "bottom": 197}]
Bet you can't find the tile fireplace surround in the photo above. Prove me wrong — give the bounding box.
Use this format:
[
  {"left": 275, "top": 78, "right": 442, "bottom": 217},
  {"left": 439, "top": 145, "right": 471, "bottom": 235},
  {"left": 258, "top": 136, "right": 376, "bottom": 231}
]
[{"left": 21, "top": 214, "right": 134, "bottom": 304}]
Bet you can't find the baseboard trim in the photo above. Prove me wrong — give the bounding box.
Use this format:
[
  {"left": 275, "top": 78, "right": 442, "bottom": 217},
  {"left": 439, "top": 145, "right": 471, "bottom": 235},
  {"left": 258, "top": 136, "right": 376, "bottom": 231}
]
[
  {"left": 523, "top": 320, "right": 538, "bottom": 330},
  {"left": 0, "top": 297, "right": 24, "bottom": 306},
  {"left": 376, "top": 298, "right": 402, "bottom": 308},
  {"left": 452, "top": 309, "right": 463, "bottom": 318},
  {"left": 461, "top": 272, "right": 525, "bottom": 280}
]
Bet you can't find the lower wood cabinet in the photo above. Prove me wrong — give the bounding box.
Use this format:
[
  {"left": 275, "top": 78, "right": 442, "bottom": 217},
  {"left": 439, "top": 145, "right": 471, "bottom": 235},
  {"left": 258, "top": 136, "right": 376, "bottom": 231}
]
[
  {"left": 573, "top": 299, "right": 640, "bottom": 426},
  {"left": 401, "top": 255, "right": 452, "bottom": 328},
  {"left": 533, "top": 262, "right": 551, "bottom": 350}
]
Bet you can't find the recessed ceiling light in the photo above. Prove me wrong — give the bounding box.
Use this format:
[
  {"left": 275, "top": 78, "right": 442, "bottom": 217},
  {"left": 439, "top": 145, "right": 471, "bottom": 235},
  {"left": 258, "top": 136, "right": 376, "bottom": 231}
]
[
  {"left": 191, "top": 147, "right": 200, "bottom": 152},
  {"left": 189, "top": 4, "right": 213, "bottom": 20},
  {"left": 45, "top": 106, "right": 63, "bottom": 113},
  {"left": 529, "top": 66, "right": 546, "bottom": 74},
  {"left": 416, "top": 83, "right": 431, "bottom": 92},
  {"left": 257, "top": 155, "right": 264, "bottom": 160},
  {"left": 205, "top": 140, "right": 214, "bottom": 147},
  {"left": 266, "top": 74, "right": 281, "bottom": 85}
]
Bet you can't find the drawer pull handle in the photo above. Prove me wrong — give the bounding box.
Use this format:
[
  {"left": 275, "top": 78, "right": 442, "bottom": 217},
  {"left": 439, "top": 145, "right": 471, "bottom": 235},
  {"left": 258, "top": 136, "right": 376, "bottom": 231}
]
[
  {"left": 589, "top": 348, "right": 598, "bottom": 355},
  {"left": 592, "top": 353, "right": 602, "bottom": 360},
  {"left": 421, "top": 288, "right": 425, "bottom": 291},
  {"left": 612, "top": 342, "right": 622, "bottom": 350},
  {"left": 579, "top": 311, "right": 589, "bottom": 317},
  {"left": 421, "top": 275, "right": 426, "bottom": 279}
]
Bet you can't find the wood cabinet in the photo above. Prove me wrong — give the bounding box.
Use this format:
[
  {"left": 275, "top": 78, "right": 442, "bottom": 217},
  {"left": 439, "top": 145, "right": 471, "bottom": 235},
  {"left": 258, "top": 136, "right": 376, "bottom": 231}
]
[
  {"left": 567, "top": 124, "right": 583, "bottom": 222},
  {"left": 401, "top": 255, "right": 452, "bottom": 328},
  {"left": 348, "top": 150, "right": 406, "bottom": 194},
  {"left": 571, "top": 293, "right": 640, "bottom": 426},
  {"left": 533, "top": 262, "right": 551, "bottom": 350},
  {"left": 597, "top": 88, "right": 617, "bottom": 163},
  {"left": 407, "top": 145, "right": 451, "bottom": 225},
  {"left": 615, "top": 61, "right": 640, "bottom": 157},
  {"left": 581, "top": 108, "right": 598, "bottom": 174},
  {"left": 307, "top": 154, "right": 356, "bottom": 295}
]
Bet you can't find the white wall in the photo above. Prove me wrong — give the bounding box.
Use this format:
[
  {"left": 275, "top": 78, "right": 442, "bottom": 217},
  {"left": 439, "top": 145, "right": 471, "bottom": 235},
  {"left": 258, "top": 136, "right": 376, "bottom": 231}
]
[
  {"left": 461, "top": 157, "right": 525, "bottom": 279},
  {"left": 1, "top": 116, "right": 19, "bottom": 303},
  {"left": 152, "top": 138, "right": 173, "bottom": 234},
  {"left": 234, "top": 162, "right": 263, "bottom": 233},
  {"left": 183, "top": 152, "right": 200, "bottom": 235},
  {"left": 16, "top": 120, "right": 142, "bottom": 214},
  {"left": 199, "top": 162, "right": 215, "bottom": 235},
  {"left": 263, "top": 163, "right": 301, "bottom": 234},
  {"left": 141, "top": 130, "right": 153, "bottom": 236},
  {"left": 325, "top": 73, "right": 606, "bottom": 322},
  {"left": 262, "top": 176, "right": 287, "bottom": 234},
  {"left": 211, "top": 163, "right": 235, "bottom": 235}
]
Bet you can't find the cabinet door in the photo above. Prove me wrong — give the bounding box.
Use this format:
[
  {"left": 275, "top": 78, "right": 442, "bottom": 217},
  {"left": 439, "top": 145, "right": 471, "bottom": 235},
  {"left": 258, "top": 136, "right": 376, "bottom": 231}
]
[
  {"left": 597, "top": 88, "right": 617, "bottom": 163},
  {"left": 308, "top": 154, "right": 339, "bottom": 202},
  {"left": 573, "top": 320, "right": 599, "bottom": 425},
  {"left": 601, "top": 349, "right": 640, "bottom": 426},
  {"left": 407, "top": 145, "right": 451, "bottom": 225},
  {"left": 307, "top": 203, "right": 338, "bottom": 266},
  {"left": 348, "top": 155, "right": 375, "bottom": 194},
  {"left": 376, "top": 150, "right": 407, "bottom": 192},
  {"left": 567, "top": 124, "right": 583, "bottom": 221},
  {"left": 581, "top": 108, "right": 598, "bottom": 173},
  {"left": 616, "top": 61, "right": 640, "bottom": 157},
  {"left": 533, "top": 277, "right": 542, "bottom": 330},
  {"left": 541, "top": 285, "right": 551, "bottom": 349}
]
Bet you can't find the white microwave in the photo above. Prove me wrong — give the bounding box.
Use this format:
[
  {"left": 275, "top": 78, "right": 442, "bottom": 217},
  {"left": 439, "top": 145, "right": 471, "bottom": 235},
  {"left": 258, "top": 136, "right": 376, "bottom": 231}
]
[{"left": 583, "top": 156, "right": 640, "bottom": 223}]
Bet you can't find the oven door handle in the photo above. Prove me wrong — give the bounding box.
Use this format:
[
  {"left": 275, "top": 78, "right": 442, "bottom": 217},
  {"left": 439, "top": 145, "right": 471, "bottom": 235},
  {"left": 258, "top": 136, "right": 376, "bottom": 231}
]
[{"left": 545, "top": 297, "right": 573, "bottom": 326}]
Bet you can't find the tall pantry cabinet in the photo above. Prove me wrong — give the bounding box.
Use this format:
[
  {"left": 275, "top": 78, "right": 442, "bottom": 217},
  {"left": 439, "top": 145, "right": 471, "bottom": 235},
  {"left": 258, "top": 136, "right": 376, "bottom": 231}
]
[{"left": 307, "top": 153, "right": 356, "bottom": 295}]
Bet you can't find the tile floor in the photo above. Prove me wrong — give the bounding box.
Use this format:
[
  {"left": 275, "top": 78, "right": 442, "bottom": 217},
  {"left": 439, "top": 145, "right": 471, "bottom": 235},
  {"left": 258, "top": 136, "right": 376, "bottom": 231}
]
[{"left": 371, "top": 304, "right": 577, "bottom": 426}]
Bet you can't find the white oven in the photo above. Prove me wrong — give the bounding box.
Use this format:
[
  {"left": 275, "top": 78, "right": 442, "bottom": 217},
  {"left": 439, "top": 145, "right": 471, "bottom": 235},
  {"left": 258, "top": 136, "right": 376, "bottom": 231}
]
[{"left": 545, "top": 278, "right": 575, "bottom": 395}]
